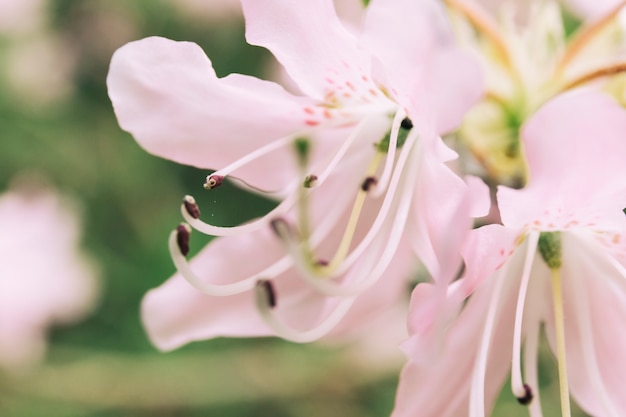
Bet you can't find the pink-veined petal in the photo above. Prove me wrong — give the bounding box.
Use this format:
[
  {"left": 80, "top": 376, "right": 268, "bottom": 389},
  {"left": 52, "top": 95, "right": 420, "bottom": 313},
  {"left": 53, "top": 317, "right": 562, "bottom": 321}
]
[
  {"left": 241, "top": 0, "right": 375, "bottom": 102},
  {"left": 499, "top": 90, "right": 626, "bottom": 230},
  {"left": 108, "top": 36, "right": 314, "bottom": 190},
  {"left": 361, "top": 0, "right": 483, "bottom": 132},
  {"left": 394, "top": 275, "right": 516, "bottom": 417}
]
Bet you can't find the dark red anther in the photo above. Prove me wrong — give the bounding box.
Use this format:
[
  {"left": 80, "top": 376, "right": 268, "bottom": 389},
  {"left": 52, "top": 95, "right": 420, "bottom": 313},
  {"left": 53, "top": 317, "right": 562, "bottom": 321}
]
[
  {"left": 304, "top": 175, "right": 318, "bottom": 188},
  {"left": 361, "top": 176, "right": 378, "bottom": 192},
  {"left": 183, "top": 195, "right": 200, "bottom": 219},
  {"left": 176, "top": 223, "right": 192, "bottom": 256},
  {"left": 204, "top": 175, "right": 224, "bottom": 190},
  {"left": 516, "top": 384, "right": 533, "bottom": 405},
  {"left": 270, "top": 218, "right": 291, "bottom": 239},
  {"left": 400, "top": 117, "right": 413, "bottom": 130},
  {"left": 257, "top": 280, "right": 277, "bottom": 308}
]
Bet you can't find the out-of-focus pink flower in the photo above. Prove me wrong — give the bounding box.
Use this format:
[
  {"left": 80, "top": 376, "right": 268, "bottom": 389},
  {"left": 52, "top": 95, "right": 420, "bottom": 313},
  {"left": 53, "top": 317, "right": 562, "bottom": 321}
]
[
  {"left": 0, "top": 181, "right": 99, "bottom": 372},
  {"left": 0, "top": 0, "right": 44, "bottom": 35},
  {"left": 393, "top": 90, "right": 626, "bottom": 417},
  {"left": 108, "top": 0, "right": 487, "bottom": 350}
]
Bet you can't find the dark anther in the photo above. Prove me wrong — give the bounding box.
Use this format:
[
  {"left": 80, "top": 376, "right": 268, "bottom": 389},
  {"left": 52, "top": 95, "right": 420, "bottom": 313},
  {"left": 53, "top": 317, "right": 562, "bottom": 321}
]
[
  {"left": 316, "top": 259, "right": 329, "bottom": 267},
  {"left": 257, "top": 280, "right": 277, "bottom": 308},
  {"left": 203, "top": 175, "right": 224, "bottom": 190},
  {"left": 400, "top": 117, "right": 414, "bottom": 130},
  {"left": 516, "top": 384, "right": 533, "bottom": 405},
  {"left": 270, "top": 218, "right": 291, "bottom": 239},
  {"left": 183, "top": 195, "right": 200, "bottom": 219},
  {"left": 361, "top": 176, "right": 378, "bottom": 192},
  {"left": 176, "top": 223, "right": 192, "bottom": 257},
  {"left": 304, "top": 175, "right": 318, "bottom": 188}
]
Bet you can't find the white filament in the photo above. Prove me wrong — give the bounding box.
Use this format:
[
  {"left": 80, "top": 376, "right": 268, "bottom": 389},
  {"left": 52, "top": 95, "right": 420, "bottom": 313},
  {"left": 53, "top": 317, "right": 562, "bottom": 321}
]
[
  {"left": 369, "top": 109, "right": 405, "bottom": 199},
  {"left": 511, "top": 231, "right": 539, "bottom": 399},
  {"left": 255, "top": 283, "right": 356, "bottom": 343}
]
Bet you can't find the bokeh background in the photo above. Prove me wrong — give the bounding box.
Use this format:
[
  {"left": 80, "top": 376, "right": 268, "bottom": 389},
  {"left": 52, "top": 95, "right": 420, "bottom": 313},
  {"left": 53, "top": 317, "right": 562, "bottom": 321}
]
[{"left": 0, "top": 0, "right": 592, "bottom": 416}]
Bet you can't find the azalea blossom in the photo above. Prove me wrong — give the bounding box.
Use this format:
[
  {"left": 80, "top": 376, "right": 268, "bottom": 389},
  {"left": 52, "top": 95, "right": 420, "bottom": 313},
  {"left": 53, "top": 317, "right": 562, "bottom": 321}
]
[
  {"left": 107, "top": 0, "right": 488, "bottom": 350},
  {"left": 0, "top": 180, "right": 99, "bottom": 372},
  {"left": 393, "top": 90, "right": 626, "bottom": 417},
  {"left": 443, "top": 0, "right": 626, "bottom": 185}
]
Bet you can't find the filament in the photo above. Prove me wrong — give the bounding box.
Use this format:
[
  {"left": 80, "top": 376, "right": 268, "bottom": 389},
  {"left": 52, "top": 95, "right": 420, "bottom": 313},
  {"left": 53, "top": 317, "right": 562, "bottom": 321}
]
[
  {"left": 370, "top": 109, "right": 405, "bottom": 199},
  {"left": 551, "top": 267, "right": 571, "bottom": 417},
  {"left": 524, "top": 319, "right": 543, "bottom": 417},
  {"left": 169, "top": 229, "right": 291, "bottom": 296},
  {"left": 557, "top": 63, "right": 626, "bottom": 93},
  {"left": 254, "top": 280, "right": 356, "bottom": 343},
  {"left": 511, "top": 231, "right": 539, "bottom": 399},
  {"left": 470, "top": 264, "right": 509, "bottom": 417}
]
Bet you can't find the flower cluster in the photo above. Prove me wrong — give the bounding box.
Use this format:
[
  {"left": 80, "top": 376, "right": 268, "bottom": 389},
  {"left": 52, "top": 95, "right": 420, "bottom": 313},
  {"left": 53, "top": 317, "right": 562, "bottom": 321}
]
[{"left": 108, "top": 0, "right": 626, "bottom": 415}]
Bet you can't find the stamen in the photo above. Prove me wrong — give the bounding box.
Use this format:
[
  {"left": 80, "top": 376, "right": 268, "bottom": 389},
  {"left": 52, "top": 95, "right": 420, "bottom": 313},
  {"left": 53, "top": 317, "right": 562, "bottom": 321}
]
[
  {"left": 516, "top": 384, "right": 533, "bottom": 405},
  {"left": 551, "top": 267, "right": 572, "bottom": 417},
  {"left": 315, "top": 152, "right": 383, "bottom": 275},
  {"left": 360, "top": 176, "right": 378, "bottom": 192},
  {"left": 180, "top": 193, "right": 297, "bottom": 237},
  {"left": 256, "top": 280, "right": 276, "bottom": 308},
  {"left": 168, "top": 228, "right": 292, "bottom": 296},
  {"left": 370, "top": 109, "right": 405, "bottom": 199},
  {"left": 176, "top": 223, "right": 192, "bottom": 256},
  {"left": 554, "top": 0, "right": 626, "bottom": 77},
  {"left": 254, "top": 280, "right": 357, "bottom": 343},
  {"left": 524, "top": 319, "right": 544, "bottom": 417},
  {"left": 203, "top": 175, "right": 224, "bottom": 190},
  {"left": 400, "top": 117, "right": 413, "bottom": 130},
  {"left": 183, "top": 195, "right": 200, "bottom": 219},
  {"left": 470, "top": 265, "right": 509, "bottom": 417},
  {"left": 511, "top": 232, "right": 540, "bottom": 401},
  {"left": 207, "top": 135, "right": 293, "bottom": 184},
  {"left": 303, "top": 175, "right": 318, "bottom": 188},
  {"left": 270, "top": 217, "right": 294, "bottom": 241}
]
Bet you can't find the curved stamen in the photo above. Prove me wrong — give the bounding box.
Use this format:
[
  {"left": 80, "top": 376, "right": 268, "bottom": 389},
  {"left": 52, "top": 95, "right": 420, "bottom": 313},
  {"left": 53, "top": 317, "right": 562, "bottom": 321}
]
[
  {"left": 314, "top": 152, "right": 383, "bottom": 275},
  {"left": 511, "top": 231, "right": 540, "bottom": 400},
  {"left": 254, "top": 279, "right": 356, "bottom": 343},
  {"left": 331, "top": 130, "right": 419, "bottom": 277},
  {"left": 169, "top": 228, "right": 292, "bottom": 296},
  {"left": 554, "top": 0, "right": 626, "bottom": 77},
  {"left": 314, "top": 119, "right": 369, "bottom": 187},
  {"left": 524, "top": 319, "right": 543, "bottom": 416},
  {"left": 181, "top": 193, "right": 296, "bottom": 237},
  {"left": 208, "top": 135, "right": 294, "bottom": 186},
  {"left": 551, "top": 267, "right": 572, "bottom": 417},
  {"left": 470, "top": 262, "right": 510, "bottom": 417},
  {"left": 370, "top": 109, "right": 405, "bottom": 199}
]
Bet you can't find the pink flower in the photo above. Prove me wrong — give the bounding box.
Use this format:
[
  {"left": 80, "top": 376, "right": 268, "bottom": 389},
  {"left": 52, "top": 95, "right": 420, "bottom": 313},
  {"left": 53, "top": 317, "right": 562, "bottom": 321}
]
[
  {"left": 393, "top": 90, "right": 626, "bottom": 417},
  {"left": 0, "top": 181, "right": 99, "bottom": 372},
  {"left": 107, "top": 0, "right": 487, "bottom": 350}
]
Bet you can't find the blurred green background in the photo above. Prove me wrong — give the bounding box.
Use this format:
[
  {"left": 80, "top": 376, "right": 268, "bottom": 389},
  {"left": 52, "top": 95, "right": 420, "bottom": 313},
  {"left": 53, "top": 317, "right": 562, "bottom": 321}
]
[{"left": 0, "top": 1, "right": 591, "bottom": 416}]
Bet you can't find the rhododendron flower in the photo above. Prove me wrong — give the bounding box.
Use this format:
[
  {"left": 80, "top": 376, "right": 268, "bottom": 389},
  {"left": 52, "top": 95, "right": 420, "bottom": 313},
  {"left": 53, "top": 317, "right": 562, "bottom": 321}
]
[
  {"left": 0, "top": 181, "right": 99, "bottom": 372},
  {"left": 107, "top": 0, "right": 488, "bottom": 349},
  {"left": 393, "top": 90, "right": 626, "bottom": 417},
  {"left": 444, "top": 0, "right": 626, "bottom": 184}
]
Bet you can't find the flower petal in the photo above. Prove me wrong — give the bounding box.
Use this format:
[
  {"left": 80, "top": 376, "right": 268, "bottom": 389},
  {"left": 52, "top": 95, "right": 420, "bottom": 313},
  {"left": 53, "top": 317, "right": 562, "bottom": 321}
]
[
  {"left": 499, "top": 90, "right": 626, "bottom": 230},
  {"left": 361, "top": 0, "right": 483, "bottom": 132},
  {"left": 241, "top": 0, "right": 373, "bottom": 101},
  {"left": 394, "top": 275, "right": 515, "bottom": 417},
  {"left": 544, "top": 232, "right": 626, "bottom": 415},
  {"left": 108, "top": 36, "right": 313, "bottom": 190}
]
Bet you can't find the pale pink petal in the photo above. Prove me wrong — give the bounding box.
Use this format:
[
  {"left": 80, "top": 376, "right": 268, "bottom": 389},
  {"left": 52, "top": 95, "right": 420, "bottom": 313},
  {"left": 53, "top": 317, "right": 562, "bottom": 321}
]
[
  {"left": 394, "top": 276, "right": 515, "bottom": 417},
  {"left": 499, "top": 90, "right": 626, "bottom": 230},
  {"left": 409, "top": 134, "right": 489, "bottom": 281},
  {"left": 543, "top": 233, "right": 626, "bottom": 415},
  {"left": 108, "top": 36, "right": 314, "bottom": 190},
  {"left": 361, "top": 0, "right": 483, "bottom": 132},
  {"left": 240, "top": 0, "right": 373, "bottom": 101}
]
